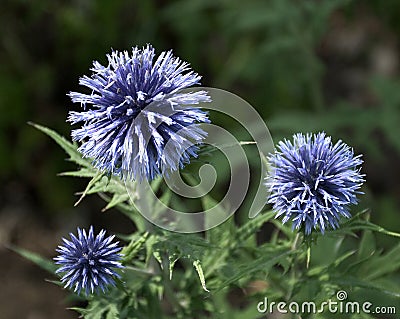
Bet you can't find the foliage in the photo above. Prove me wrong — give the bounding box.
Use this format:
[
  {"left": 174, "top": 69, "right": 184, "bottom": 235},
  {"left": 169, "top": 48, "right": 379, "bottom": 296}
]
[{"left": 15, "top": 124, "right": 399, "bottom": 318}]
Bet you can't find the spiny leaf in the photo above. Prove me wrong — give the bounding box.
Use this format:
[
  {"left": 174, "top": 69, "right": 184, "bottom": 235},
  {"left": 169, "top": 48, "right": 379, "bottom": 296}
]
[
  {"left": 145, "top": 235, "right": 159, "bottom": 266},
  {"left": 204, "top": 211, "right": 275, "bottom": 276},
  {"left": 74, "top": 171, "right": 104, "bottom": 206},
  {"left": 193, "top": 259, "right": 209, "bottom": 292},
  {"left": 357, "top": 230, "right": 376, "bottom": 260},
  {"left": 166, "top": 233, "right": 214, "bottom": 249},
  {"left": 29, "top": 122, "right": 89, "bottom": 168},
  {"left": 307, "top": 250, "right": 356, "bottom": 277},
  {"left": 332, "top": 210, "right": 400, "bottom": 238},
  {"left": 45, "top": 279, "right": 64, "bottom": 287},
  {"left": 213, "top": 247, "right": 293, "bottom": 292},
  {"left": 121, "top": 232, "right": 149, "bottom": 264},
  {"left": 86, "top": 178, "right": 122, "bottom": 195},
  {"left": 111, "top": 202, "right": 146, "bottom": 232},
  {"left": 168, "top": 253, "right": 180, "bottom": 280},
  {"left": 105, "top": 304, "right": 119, "bottom": 319},
  {"left": 10, "top": 245, "right": 57, "bottom": 274},
  {"left": 73, "top": 300, "right": 122, "bottom": 319},
  {"left": 102, "top": 193, "right": 130, "bottom": 212},
  {"left": 68, "top": 307, "right": 87, "bottom": 316},
  {"left": 232, "top": 210, "right": 275, "bottom": 249},
  {"left": 75, "top": 299, "right": 106, "bottom": 319},
  {"left": 331, "top": 276, "right": 400, "bottom": 298},
  {"left": 58, "top": 168, "right": 98, "bottom": 178},
  {"left": 331, "top": 250, "right": 356, "bottom": 268},
  {"left": 358, "top": 243, "right": 400, "bottom": 280},
  {"left": 270, "top": 219, "right": 297, "bottom": 240},
  {"left": 148, "top": 276, "right": 164, "bottom": 301},
  {"left": 153, "top": 251, "right": 164, "bottom": 270}
]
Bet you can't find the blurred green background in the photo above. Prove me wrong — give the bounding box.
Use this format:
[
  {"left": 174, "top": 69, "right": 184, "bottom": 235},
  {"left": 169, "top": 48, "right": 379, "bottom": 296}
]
[{"left": 1, "top": 0, "right": 400, "bottom": 318}]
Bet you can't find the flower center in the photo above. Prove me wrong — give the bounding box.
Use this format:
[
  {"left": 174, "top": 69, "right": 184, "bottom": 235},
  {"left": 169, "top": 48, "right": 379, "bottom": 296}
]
[{"left": 81, "top": 252, "right": 96, "bottom": 267}]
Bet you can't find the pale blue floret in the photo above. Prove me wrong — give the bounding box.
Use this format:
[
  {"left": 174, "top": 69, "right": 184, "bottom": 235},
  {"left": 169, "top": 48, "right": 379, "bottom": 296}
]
[
  {"left": 54, "top": 226, "right": 124, "bottom": 296},
  {"left": 266, "top": 132, "right": 365, "bottom": 235},
  {"left": 68, "top": 45, "right": 211, "bottom": 181}
]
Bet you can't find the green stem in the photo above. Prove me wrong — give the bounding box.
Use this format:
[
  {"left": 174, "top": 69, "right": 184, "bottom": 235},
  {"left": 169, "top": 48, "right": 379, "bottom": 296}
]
[
  {"left": 291, "top": 233, "right": 300, "bottom": 251},
  {"left": 286, "top": 233, "right": 301, "bottom": 300},
  {"left": 162, "top": 267, "right": 184, "bottom": 313},
  {"left": 125, "top": 265, "right": 155, "bottom": 277}
]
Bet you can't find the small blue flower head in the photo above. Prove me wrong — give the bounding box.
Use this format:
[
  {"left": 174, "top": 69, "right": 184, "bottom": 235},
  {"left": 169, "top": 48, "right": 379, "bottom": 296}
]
[
  {"left": 54, "top": 226, "right": 124, "bottom": 296},
  {"left": 68, "top": 44, "right": 211, "bottom": 181},
  {"left": 266, "top": 132, "right": 365, "bottom": 235}
]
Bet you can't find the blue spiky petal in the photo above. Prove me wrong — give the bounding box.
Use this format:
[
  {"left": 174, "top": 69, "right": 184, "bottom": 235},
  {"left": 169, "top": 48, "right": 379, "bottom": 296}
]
[
  {"left": 54, "top": 226, "right": 124, "bottom": 296},
  {"left": 266, "top": 132, "right": 365, "bottom": 235},
  {"left": 68, "top": 44, "right": 211, "bottom": 181}
]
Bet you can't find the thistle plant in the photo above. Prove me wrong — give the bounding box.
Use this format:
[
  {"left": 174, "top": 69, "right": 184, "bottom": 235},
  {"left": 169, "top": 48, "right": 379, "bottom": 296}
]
[
  {"left": 54, "top": 226, "right": 123, "bottom": 296},
  {"left": 266, "top": 132, "right": 365, "bottom": 235},
  {"left": 20, "top": 45, "right": 400, "bottom": 319},
  {"left": 68, "top": 44, "right": 210, "bottom": 181}
]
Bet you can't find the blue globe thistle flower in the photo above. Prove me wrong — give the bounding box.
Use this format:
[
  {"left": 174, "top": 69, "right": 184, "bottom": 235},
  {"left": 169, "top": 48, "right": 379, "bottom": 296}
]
[
  {"left": 266, "top": 132, "right": 365, "bottom": 235},
  {"left": 54, "top": 226, "right": 124, "bottom": 296},
  {"left": 68, "top": 45, "right": 211, "bottom": 181}
]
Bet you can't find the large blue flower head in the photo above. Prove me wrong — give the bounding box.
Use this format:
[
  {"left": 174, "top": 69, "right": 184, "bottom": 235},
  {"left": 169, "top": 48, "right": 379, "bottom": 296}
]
[
  {"left": 266, "top": 132, "right": 365, "bottom": 235},
  {"left": 54, "top": 226, "right": 124, "bottom": 296},
  {"left": 68, "top": 45, "right": 211, "bottom": 181}
]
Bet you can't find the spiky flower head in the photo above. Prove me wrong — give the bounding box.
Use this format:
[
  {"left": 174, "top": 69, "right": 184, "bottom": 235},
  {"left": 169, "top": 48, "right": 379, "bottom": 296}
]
[
  {"left": 68, "top": 44, "right": 210, "bottom": 181},
  {"left": 266, "top": 132, "right": 365, "bottom": 235},
  {"left": 54, "top": 226, "right": 124, "bottom": 296}
]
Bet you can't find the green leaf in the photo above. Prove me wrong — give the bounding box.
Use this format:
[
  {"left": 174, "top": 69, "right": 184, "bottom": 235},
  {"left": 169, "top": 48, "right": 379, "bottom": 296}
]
[
  {"left": 101, "top": 193, "right": 130, "bottom": 212},
  {"left": 214, "top": 247, "right": 293, "bottom": 292},
  {"left": 168, "top": 253, "right": 180, "bottom": 280},
  {"left": 148, "top": 276, "right": 164, "bottom": 301},
  {"left": 204, "top": 210, "right": 275, "bottom": 277},
  {"left": 29, "top": 122, "right": 89, "bottom": 168},
  {"left": 232, "top": 210, "right": 275, "bottom": 248},
  {"left": 58, "top": 168, "right": 97, "bottom": 178},
  {"left": 358, "top": 243, "right": 400, "bottom": 281},
  {"left": 357, "top": 230, "right": 376, "bottom": 260},
  {"left": 121, "top": 232, "right": 149, "bottom": 264},
  {"left": 152, "top": 233, "right": 214, "bottom": 284},
  {"left": 111, "top": 202, "right": 146, "bottom": 232},
  {"left": 82, "top": 301, "right": 107, "bottom": 319},
  {"left": 87, "top": 177, "right": 125, "bottom": 196},
  {"left": 193, "top": 259, "right": 209, "bottom": 292},
  {"left": 153, "top": 251, "right": 164, "bottom": 269},
  {"left": 270, "top": 219, "right": 297, "bottom": 240},
  {"left": 74, "top": 171, "right": 104, "bottom": 206},
  {"left": 145, "top": 235, "right": 159, "bottom": 266},
  {"left": 331, "top": 276, "right": 400, "bottom": 298},
  {"left": 331, "top": 250, "right": 356, "bottom": 268},
  {"left": 105, "top": 303, "right": 119, "bottom": 319},
  {"left": 205, "top": 213, "right": 235, "bottom": 247},
  {"left": 10, "top": 245, "right": 57, "bottom": 274},
  {"left": 72, "top": 300, "right": 122, "bottom": 319},
  {"left": 336, "top": 211, "right": 400, "bottom": 238},
  {"left": 68, "top": 307, "right": 87, "bottom": 316},
  {"left": 307, "top": 249, "right": 355, "bottom": 277}
]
